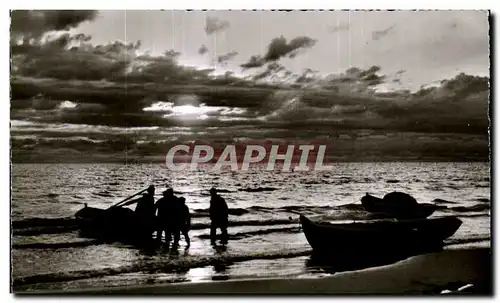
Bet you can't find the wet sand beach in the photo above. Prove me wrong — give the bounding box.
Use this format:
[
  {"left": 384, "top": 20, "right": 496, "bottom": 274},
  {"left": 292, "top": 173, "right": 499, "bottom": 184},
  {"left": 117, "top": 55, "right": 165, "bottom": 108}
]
[{"left": 20, "top": 247, "right": 491, "bottom": 295}]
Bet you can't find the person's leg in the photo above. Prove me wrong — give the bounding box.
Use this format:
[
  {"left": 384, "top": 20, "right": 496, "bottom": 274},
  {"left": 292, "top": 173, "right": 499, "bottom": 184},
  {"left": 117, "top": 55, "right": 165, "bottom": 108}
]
[
  {"left": 165, "top": 226, "right": 172, "bottom": 247},
  {"left": 210, "top": 222, "right": 217, "bottom": 244},
  {"left": 220, "top": 224, "right": 228, "bottom": 244},
  {"left": 156, "top": 226, "right": 163, "bottom": 241},
  {"left": 183, "top": 229, "right": 190, "bottom": 247},
  {"left": 172, "top": 229, "right": 180, "bottom": 247}
]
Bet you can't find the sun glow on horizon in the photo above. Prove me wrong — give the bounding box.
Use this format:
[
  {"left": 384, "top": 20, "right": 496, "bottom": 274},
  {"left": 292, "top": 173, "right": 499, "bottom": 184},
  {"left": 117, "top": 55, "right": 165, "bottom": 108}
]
[{"left": 143, "top": 101, "right": 246, "bottom": 121}]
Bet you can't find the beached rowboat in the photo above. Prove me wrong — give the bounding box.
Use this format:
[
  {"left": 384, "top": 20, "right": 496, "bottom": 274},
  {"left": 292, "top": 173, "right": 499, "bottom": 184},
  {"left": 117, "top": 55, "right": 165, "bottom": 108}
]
[{"left": 300, "top": 214, "right": 462, "bottom": 255}]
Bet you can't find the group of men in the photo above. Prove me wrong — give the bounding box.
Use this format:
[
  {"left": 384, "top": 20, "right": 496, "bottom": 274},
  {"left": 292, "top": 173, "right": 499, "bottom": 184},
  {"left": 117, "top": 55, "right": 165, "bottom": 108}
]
[{"left": 124, "top": 185, "right": 229, "bottom": 247}]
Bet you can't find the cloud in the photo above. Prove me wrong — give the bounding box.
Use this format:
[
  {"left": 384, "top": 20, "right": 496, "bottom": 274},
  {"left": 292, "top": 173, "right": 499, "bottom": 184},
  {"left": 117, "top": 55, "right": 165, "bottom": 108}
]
[
  {"left": 250, "top": 62, "right": 289, "bottom": 82},
  {"left": 240, "top": 35, "right": 317, "bottom": 71},
  {"left": 414, "top": 72, "right": 489, "bottom": 99},
  {"left": 11, "top": 32, "right": 219, "bottom": 85},
  {"left": 11, "top": 69, "right": 489, "bottom": 163},
  {"left": 143, "top": 101, "right": 247, "bottom": 121},
  {"left": 205, "top": 16, "right": 230, "bottom": 35},
  {"left": 264, "top": 35, "right": 317, "bottom": 62},
  {"left": 9, "top": 15, "right": 489, "bottom": 154},
  {"left": 217, "top": 51, "right": 238, "bottom": 66},
  {"left": 198, "top": 44, "right": 209, "bottom": 55},
  {"left": 240, "top": 55, "right": 266, "bottom": 69},
  {"left": 11, "top": 10, "right": 98, "bottom": 42},
  {"left": 371, "top": 24, "right": 395, "bottom": 41},
  {"left": 10, "top": 12, "right": 221, "bottom": 86},
  {"left": 327, "top": 22, "right": 350, "bottom": 34}
]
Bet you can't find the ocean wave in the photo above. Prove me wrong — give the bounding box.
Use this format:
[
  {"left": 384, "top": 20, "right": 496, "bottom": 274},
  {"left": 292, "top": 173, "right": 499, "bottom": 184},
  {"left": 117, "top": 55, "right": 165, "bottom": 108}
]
[
  {"left": 13, "top": 225, "right": 80, "bottom": 236},
  {"left": 12, "top": 240, "right": 103, "bottom": 249},
  {"left": 302, "top": 179, "right": 333, "bottom": 185},
  {"left": 386, "top": 179, "right": 400, "bottom": 183},
  {"left": 433, "top": 198, "right": 459, "bottom": 204},
  {"left": 12, "top": 217, "right": 77, "bottom": 229},
  {"left": 449, "top": 204, "right": 490, "bottom": 213},
  {"left": 12, "top": 248, "right": 312, "bottom": 286},
  {"left": 456, "top": 213, "right": 490, "bottom": 218},
  {"left": 11, "top": 203, "right": 372, "bottom": 234},
  {"left": 192, "top": 204, "right": 346, "bottom": 217},
  {"left": 474, "top": 184, "right": 490, "bottom": 188},
  {"left": 191, "top": 219, "right": 297, "bottom": 230},
  {"left": 238, "top": 187, "right": 279, "bottom": 192},
  {"left": 192, "top": 208, "right": 249, "bottom": 217},
  {"left": 93, "top": 191, "right": 114, "bottom": 198},
  {"left": 12, "top": 198, "right": 488, "bottom": 238},
  {"left": 445, "top": 236, "right": 491, "bottom": 246},
  {"left": 214, "top": 189, "right": 234, "bottom": 193},
  {"left": 197, "top": 226, "right": 299, "bottom": 240}
]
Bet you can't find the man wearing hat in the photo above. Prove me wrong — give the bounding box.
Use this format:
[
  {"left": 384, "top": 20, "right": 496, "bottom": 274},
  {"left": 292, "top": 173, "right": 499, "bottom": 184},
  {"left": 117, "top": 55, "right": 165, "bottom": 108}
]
[{"left": 209, "top": 187, "right": 229, "bottom": 245}]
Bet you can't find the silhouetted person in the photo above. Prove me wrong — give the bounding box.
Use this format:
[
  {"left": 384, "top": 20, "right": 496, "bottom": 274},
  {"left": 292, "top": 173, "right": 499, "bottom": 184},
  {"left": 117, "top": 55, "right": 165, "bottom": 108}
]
[
  {"left": 209, "top": 188, "right": 229, "bottom": 245},
  {"left": 135, "top": 185, "right": 155, "bottom": 217},
  {"left": 179, "top": 197, "right": 191, "bottom": 248},
  {"left": 155, "top": 188, "right": 181, "bottom": 247},
  {"left": 123, "top": 185, "right": 155, "bottom": 238}
]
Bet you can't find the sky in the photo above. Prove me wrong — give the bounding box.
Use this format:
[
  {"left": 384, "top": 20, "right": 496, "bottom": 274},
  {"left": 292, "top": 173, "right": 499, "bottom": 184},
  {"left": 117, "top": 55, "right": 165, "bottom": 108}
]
[
  {"left": 9, "top": 10, "right": 490, "bottom": 162},
  {"left": 74, "top": 10, "right": 490, "bottom": 90}
]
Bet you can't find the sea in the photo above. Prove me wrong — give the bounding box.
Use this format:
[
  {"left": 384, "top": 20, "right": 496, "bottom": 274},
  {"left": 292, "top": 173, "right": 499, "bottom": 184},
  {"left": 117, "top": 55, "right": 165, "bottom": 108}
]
[{"left": 11, "top": 162, "right": 491, "bottom": 292}]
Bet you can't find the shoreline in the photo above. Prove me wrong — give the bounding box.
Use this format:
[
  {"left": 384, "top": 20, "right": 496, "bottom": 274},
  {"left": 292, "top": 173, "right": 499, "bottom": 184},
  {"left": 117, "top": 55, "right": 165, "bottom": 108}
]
[{"left": 16, "top": 247, "right": 492, "bottom": 295}]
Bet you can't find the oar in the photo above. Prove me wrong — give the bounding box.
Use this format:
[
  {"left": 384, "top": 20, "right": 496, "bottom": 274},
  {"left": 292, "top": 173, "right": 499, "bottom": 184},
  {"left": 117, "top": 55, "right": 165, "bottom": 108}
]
[{"left": 107, "top": 188, "right": 148, "bottom": 210}]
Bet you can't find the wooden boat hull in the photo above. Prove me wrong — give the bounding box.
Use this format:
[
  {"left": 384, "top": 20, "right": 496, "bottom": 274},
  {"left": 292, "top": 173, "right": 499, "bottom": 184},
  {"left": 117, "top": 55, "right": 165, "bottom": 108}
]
[
  {"left": 300, "top": 215, "right": 462, "bottom": 255},
  {"left": 75, "top": 206, "right": 156, "bottom": 244},
  {"left": 361, "top": 194, "right": 438, "bottom": 219}
]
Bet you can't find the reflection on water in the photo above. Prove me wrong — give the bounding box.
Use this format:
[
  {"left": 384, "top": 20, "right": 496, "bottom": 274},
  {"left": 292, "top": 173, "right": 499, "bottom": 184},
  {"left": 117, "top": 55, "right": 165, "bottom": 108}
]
[{"left": 187, "top": 267, "right": 213, "bottom": 283}]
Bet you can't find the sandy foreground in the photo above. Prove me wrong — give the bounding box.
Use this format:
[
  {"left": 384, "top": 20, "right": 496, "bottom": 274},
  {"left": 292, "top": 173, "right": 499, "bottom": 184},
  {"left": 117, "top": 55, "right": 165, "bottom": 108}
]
[{"left": 17, "top": 247, "right": 491, "bottom": 295}]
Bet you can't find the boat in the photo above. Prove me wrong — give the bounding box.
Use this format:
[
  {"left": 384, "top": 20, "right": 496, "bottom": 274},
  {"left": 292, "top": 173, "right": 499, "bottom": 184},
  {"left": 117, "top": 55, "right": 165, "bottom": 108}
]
[
  {"left": 361, "top": 192, "right": 439, "bottom": 219},
  {"left": 75, "top": 204, "right": 156, "bottom": 245},
  {"left": 300, "top": 214, "right": 462, "bottom": 255}
]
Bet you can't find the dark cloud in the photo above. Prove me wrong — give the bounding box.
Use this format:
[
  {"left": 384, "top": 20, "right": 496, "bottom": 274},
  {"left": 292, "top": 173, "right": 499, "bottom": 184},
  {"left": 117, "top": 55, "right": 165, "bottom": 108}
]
[
  {"left": 9, "top": 16, "right": 489, "bottom": 162},
  {"left": 217, "top": 51, "right": 238, "bottom": 66},
  {"left": 11, "top": 32, "right": 218, "bottom": 85},
  {"left": 205, "top": 16, "right": 230, "bottom": 35},
  {"left": 11, "top": 10, "right": 98, "bottom": 42},
  {"left": 392, "top": 70, "right": 405, "bottom": 84},
  {"left": 371, "top": 24, "right": 395, "bottom": 41},
  {"left": 240, "top": 55, "right": 266, "bottom": 69},
  {"left": 240, "top": 35, "right": 316, "bottom": 70},
  {"left": 315, "top": 65, "right": 387, "bottom": 93},
  {"left": 198, "top": 44, "right": 209, "bottom": 55},
  {"left": 395, "top": 69, "right": 406, "bottom": 77},
  {"left": 295, "top": 68, "right": 318, "bottom": 84},
  {"left": 250, "top": 63, "right": 288, "bottom": 82},
  {"left": 11, "top": 70, "right": 489, "bottom": 163},
  {"left": 264, "top": 35, "right": 317, "bottom": 61},
  {"left": 414, "top": 73, "right": 489, "bottom": 100},
  {"left": 327, "top": 22, "right": 350, "bottom": 34}
]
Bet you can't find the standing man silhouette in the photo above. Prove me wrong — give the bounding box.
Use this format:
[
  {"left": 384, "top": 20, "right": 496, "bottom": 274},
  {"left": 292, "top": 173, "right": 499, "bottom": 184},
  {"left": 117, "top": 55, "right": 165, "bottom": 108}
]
[{"left": 209, "top": 188, "right": 229, "bottom": 245}]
